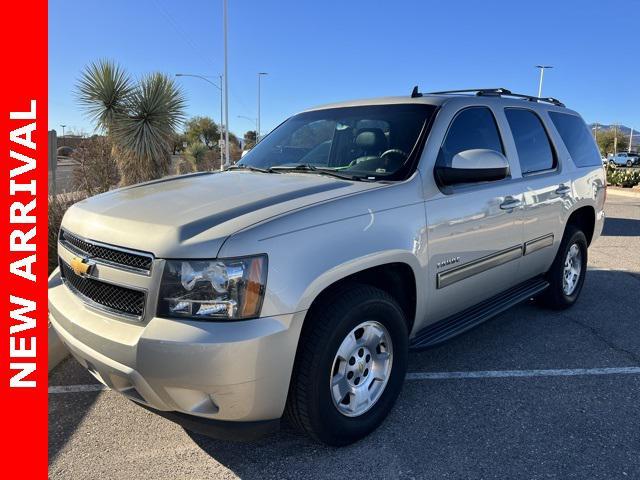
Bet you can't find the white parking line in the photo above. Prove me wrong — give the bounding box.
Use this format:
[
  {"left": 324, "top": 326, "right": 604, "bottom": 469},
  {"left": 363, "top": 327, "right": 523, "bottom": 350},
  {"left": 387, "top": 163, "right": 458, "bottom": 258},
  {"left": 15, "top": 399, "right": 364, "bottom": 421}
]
[
  {"left": 406, "top": 366, "right": 640, "bottom": 380},
  {"left": 48, "top": 367, "right": 640, "bottom": 394}
]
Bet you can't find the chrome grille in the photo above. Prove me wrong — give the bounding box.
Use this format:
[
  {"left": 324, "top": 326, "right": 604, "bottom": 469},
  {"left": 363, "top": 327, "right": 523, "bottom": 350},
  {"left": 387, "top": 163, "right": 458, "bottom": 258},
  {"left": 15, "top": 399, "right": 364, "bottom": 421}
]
[
  {"left": 59, "top": 258, "right": 146, "bottom": 318},
  {"left": 59, "top": 229, "right": 153, "bottom": 274}
]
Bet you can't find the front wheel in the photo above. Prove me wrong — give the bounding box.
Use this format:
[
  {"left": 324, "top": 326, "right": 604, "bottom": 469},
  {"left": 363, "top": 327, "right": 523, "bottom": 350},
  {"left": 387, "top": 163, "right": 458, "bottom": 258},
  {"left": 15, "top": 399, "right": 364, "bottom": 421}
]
[
  {"left": 539, "top": 226, "right": 588, "bottom": 309},
  {"left": 627, "top": 160, "right": 633, "bottom": 168},
  {"left": 285, "top": 284, "right": 408, "bottom": 446}
]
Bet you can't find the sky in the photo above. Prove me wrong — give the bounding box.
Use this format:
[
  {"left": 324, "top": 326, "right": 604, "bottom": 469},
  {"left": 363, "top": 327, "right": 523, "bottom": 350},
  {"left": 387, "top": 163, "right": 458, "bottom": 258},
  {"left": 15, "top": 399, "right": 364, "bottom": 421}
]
[{"left": 49, "top": 0, "right": 640, "bottom": 138}]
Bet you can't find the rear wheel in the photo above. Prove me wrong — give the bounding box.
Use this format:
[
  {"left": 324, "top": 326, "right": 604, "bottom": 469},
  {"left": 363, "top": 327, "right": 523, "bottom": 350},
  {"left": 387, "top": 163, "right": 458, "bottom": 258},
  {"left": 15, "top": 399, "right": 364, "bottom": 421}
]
[
  {"left": 539, "top": 226, "right": 588, "bottom": 309},
  {"left": 285, "top": 284, "right": 408, "bottom": 445},
  {"left": 627, "top": 160, "right": 633, "bottom": 168}
]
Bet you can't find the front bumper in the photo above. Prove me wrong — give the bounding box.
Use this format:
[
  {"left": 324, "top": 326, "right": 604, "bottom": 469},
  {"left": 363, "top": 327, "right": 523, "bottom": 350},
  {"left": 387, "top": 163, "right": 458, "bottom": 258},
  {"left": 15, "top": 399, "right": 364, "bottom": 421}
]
[{"left": 49, "top": 268, "right": 305, "bottom": 432}]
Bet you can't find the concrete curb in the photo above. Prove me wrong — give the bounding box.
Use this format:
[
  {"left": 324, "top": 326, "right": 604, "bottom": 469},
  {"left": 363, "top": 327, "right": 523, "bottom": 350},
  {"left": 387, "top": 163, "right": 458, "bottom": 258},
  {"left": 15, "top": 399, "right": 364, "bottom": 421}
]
[
  {"left": 608, "top": 187, "right": 640, "bottom": 199},
  {"left": 48, "top": 323, "right": 69, "bottom": 372}
]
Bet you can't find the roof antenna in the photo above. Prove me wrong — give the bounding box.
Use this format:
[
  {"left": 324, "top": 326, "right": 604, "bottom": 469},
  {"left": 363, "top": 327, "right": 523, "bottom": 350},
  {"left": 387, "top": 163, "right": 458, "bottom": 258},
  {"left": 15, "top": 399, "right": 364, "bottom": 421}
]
[{"left": 411, "top": 85, "right": 422, "bottom": 98}]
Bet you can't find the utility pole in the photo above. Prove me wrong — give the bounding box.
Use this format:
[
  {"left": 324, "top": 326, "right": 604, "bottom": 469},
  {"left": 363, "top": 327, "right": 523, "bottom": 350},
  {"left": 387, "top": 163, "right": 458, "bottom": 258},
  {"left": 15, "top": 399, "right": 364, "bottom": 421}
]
[
  {"left": 257, "top": 72, "right": 268, "bottom": 142},
  {"left": 223, "top": 0, "right": 230, "bottom": 166},
  {"left": 629, "top": 128, "right": 634, "bottom": 153},
  {"left": 614, "top": 123, "right": 618, "bottom": 155},
  {"left": 535, "top": 65, "right": 553, "bottom": 98}
]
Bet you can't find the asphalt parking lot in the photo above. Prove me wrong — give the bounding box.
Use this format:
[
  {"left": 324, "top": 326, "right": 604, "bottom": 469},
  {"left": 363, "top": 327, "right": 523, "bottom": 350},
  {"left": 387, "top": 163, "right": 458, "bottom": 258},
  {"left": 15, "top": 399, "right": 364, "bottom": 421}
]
[{"left": 49, "top": 193, "right": 640, "bottom": 479}]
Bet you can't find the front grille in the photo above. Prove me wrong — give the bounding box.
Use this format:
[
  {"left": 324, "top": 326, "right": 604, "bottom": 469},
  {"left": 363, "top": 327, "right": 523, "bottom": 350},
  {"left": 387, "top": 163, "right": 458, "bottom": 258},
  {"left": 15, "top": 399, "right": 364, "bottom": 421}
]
[
  {"left": 59, "top": 259, "right": 146, "bottom": 318},
  {"left": 59, "top": 229, "right": 153, "bottom": 274}
]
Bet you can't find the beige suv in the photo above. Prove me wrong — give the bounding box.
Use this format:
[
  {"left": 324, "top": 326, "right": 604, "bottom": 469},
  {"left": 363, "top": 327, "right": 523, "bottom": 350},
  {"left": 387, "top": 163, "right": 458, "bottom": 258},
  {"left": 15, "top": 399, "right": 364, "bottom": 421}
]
[{"left": 49, "top": 87, "right": 606, "bottom": 445}]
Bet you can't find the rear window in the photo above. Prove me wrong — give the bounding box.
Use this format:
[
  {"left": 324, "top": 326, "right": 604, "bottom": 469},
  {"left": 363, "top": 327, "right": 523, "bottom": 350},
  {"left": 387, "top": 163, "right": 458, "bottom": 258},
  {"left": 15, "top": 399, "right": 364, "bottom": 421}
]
[{"left": 548, "top": 112, "right": 602, "bottom": 167}]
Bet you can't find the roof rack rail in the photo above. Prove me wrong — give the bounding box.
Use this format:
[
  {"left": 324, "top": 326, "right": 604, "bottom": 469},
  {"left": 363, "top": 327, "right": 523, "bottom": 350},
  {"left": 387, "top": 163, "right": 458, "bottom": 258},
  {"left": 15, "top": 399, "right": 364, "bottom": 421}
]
[{"left": 424, "top": 87, "right": 565, "bottom": 107}]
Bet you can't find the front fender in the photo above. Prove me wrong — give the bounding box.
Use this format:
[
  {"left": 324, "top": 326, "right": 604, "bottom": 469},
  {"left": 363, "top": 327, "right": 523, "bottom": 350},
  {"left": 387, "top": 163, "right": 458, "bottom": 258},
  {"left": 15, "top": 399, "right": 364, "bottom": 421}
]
[{"left": 217, "top": 182, "right": 428, "bottom": 326}]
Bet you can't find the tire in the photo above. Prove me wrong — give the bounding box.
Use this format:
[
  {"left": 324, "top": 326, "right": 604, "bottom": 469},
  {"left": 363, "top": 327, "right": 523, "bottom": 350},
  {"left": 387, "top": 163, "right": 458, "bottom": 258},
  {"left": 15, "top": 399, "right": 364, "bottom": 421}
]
[
  {"left": 627, "top": 160, "right": 633, "bottom": 168},
  {"left": 539, "top": 226, "right": 588, "bottom": 309},
  {"left": 285, "top": 284, "right": 408, "bottom": 446}
]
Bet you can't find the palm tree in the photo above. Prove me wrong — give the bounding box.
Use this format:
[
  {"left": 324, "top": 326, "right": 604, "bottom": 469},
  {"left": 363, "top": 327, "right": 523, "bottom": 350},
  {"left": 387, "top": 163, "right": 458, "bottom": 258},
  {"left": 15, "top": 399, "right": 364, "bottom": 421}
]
[{"left": 76, "top": 60, "right": 186, "bottom": 185}]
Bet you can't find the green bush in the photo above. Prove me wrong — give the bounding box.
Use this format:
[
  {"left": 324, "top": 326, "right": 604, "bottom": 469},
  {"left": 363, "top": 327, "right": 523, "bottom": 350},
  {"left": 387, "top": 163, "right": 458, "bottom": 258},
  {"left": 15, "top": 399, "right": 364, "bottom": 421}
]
[{"left": 606, "top": 166, "right": 640, "bottom": 188}]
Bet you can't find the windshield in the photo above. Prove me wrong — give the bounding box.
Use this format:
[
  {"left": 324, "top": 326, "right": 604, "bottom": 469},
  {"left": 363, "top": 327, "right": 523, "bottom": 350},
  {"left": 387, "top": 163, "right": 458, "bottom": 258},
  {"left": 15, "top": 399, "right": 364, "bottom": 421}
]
[{"left": 238, "top": 104, "right": 435, "bottom": 180}]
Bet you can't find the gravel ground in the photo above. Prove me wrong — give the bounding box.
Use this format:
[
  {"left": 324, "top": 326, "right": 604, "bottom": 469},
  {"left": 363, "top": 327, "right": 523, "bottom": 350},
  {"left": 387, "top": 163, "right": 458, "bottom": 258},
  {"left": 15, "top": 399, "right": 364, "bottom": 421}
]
[{"left": 48, "top": 193, "right": 640, "bottom": 479}]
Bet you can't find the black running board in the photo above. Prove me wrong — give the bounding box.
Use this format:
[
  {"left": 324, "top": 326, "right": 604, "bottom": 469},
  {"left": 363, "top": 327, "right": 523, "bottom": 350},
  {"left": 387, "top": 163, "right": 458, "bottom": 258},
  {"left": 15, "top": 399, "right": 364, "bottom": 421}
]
[{"left": 409, "top": 277, "right": 549, "bottom": 350}]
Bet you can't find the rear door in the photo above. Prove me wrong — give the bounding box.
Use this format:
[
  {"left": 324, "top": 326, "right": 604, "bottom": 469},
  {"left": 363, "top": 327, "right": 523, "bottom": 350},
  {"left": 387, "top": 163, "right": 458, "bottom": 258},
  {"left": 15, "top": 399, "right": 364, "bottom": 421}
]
[
  {"left": 503, "top": 108, "right": 568, "bottom": 281},
  {"left": 424, "top": 106, "right": 524, "bottom": 322}
]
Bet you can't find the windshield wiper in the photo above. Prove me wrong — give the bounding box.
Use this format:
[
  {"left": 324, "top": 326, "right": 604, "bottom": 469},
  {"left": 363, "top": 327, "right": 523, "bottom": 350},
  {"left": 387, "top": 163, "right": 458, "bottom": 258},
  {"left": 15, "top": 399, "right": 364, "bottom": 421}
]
[
  {"left": 226, "top": 164, "right": 280, "bottom": 174},
  {"left": 271, "top": 164, "right": 368, "bottom": 181}
]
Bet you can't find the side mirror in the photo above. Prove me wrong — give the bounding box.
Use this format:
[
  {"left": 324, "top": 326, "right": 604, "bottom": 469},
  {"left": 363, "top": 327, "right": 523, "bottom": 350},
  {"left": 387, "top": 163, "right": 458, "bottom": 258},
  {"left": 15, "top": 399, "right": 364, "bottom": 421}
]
[{"left": 436, "top": 148, "right": 510, "bottom": 186}]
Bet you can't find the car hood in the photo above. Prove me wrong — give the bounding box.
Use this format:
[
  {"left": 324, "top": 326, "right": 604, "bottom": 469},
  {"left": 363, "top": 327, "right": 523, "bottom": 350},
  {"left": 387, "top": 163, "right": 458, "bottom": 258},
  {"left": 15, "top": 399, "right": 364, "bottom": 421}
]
[{"left": 61, "top": 171, "right": 380, "bottom": 258}]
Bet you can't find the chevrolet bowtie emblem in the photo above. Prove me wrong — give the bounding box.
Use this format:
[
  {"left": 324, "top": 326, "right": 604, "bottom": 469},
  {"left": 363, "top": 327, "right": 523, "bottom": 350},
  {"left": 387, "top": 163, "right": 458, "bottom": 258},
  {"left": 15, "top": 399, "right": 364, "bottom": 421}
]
[{"left": 70, "top": 257, "right": 93, "bottom": 277}]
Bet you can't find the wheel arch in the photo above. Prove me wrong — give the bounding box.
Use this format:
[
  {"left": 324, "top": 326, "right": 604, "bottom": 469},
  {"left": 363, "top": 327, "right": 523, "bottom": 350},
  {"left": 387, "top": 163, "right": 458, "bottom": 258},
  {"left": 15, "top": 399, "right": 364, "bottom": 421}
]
[
  {"left": 565, "top": 205, "right": 596, "bottom": 245},
  {"left": 298, "top": 253, "right": 423, "bottom": 335}
]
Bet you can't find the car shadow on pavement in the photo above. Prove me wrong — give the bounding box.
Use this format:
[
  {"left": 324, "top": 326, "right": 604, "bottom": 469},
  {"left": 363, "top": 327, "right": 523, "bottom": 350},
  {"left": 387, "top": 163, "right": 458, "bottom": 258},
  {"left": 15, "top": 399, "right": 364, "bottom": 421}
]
[
  {"left": 48, "top": 357, "right": 103, "bottom": 463},
  {"left": 602, "top": 217, "right": 640, "bottom": 236}
]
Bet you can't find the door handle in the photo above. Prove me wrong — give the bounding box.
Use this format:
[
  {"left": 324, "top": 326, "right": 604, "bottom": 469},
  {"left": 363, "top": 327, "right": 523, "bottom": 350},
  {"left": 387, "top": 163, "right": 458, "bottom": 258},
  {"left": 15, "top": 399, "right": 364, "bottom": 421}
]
[
  {"left": 555, "top": 184, "right": 571, "bottom": 196},
  {"left": 500, "top": 197, "right": 522, "bottom": 210}
]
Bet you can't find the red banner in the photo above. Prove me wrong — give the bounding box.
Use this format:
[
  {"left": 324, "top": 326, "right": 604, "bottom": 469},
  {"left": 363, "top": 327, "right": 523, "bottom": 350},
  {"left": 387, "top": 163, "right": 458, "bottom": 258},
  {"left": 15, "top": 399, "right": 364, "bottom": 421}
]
[{"left": 0, "top": 0, "right": 48, "bottom": 477}]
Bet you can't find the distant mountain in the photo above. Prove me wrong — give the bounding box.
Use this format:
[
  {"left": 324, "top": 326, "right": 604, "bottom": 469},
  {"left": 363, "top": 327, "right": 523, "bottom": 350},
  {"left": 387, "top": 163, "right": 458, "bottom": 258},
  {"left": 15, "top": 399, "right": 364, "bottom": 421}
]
[{"left": 588, "top": 123, "right": 639, "bottom": 147}]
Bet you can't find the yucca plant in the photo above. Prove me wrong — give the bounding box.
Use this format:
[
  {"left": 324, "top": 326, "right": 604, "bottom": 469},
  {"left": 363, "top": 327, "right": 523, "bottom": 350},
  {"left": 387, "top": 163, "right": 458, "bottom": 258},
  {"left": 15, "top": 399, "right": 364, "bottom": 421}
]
[
  {"left": 76, "top": 60, "right": 186, "bottom": 185},
  {"left": 76, "top": 60, "right": 133, "bottom": 132}
]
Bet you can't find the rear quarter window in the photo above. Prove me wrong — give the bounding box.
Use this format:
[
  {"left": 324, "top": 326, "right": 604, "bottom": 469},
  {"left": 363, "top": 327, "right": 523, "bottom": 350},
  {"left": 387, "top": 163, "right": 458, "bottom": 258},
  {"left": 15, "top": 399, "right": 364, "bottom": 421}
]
[{"left": 548, "top": 112, "right": 602, "bottom": 167}]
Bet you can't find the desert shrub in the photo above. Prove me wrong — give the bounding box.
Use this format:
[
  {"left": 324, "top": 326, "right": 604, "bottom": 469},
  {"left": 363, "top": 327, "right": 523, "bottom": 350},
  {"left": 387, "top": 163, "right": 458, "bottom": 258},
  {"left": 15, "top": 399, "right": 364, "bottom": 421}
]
[
  {"left": 607, "top": 168, "right": 640, "bottom": 188},
  {"left": 71, "top": 136, "right": 120, "bottom": 195},
  {"left": 48, "top": 192, "right": 87, "bottom": 274},
  {"left": 184, "top": 142, "right": 209, "bottom": 170},
  {"left": 57, "top": 146, "right": 74, "bottom": 157},
  {"left": 176, "top": 157, "right": 195, "bottom": 175}
]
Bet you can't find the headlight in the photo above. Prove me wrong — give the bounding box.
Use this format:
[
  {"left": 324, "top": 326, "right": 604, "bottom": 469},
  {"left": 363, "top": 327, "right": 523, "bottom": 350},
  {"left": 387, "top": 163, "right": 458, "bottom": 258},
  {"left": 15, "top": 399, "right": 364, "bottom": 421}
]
[{"left": 157, "top": 255, "right": 267, "bottom": 320}]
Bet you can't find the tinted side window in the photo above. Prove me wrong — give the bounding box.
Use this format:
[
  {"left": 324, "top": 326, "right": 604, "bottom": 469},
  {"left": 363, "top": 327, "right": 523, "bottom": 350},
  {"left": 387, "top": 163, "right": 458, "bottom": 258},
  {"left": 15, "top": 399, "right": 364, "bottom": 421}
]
[
  {"left": 436, "top": 107, "right": 503, "bottom": 168},
  {"left": 505, "top": 109, "right": 555, "bottom": 174},
  {"left": 548, "top": 112, "right": 602, "bottom": 167}
]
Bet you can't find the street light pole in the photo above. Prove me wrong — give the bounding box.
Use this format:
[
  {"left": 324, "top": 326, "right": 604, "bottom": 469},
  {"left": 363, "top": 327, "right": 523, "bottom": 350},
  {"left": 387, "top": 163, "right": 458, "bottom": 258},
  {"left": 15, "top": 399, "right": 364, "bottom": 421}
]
[
  {"left": 219, "top": 74, "right": 223, "bottom": 168},
  {"left": 223, "top": 0, "right": 230, "bottom": 166},
  {"left": 175, "top": 73, "right": 225, "bottom": 170},
  {"left": 238, "top": 115, "right": 258, "bottom": 145},
  {"left": 257, "top": 72, "right": 268, "bottom": 141},
  {"left": 60, "top": 124, "right": 66, "bottom": 146},
  {"left": 535, "top": 65, "right": 553, "bottom": 98}
]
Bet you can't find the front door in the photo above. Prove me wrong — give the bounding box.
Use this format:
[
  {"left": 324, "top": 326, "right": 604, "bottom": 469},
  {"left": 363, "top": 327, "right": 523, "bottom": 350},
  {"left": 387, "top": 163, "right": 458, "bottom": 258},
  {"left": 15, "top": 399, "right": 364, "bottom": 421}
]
[{"left": 425, "top": 106, "right": 524, "bottom": 323}]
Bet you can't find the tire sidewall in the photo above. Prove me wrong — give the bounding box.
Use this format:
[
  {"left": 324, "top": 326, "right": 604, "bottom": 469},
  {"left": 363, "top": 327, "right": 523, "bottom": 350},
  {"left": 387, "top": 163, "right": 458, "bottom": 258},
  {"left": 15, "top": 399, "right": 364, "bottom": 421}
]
[
  {"left": 554, "top": 229, "right": 588, "bottom": 305},
  {"left": 308, "top": 295, "right": 408, "bottom": 445}
]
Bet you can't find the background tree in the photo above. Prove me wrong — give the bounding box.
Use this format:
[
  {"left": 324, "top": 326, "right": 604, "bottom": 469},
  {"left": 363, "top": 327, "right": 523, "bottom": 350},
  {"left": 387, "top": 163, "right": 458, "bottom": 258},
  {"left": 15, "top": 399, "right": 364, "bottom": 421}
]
[
  {"left": 77, "top": 60, "right": 186, "bottom": 185},
  {"left": 243, "top": 130, "right": 257, "bottom": 149},
  {"left": 171, "top": 132, "right": 187, "bottom": 154},
  {"left": 184, "top": 116, "right": 219, "bottom": 149},
  {"left": 597, "top": 129, "right": 629, "bottom": 156}
]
